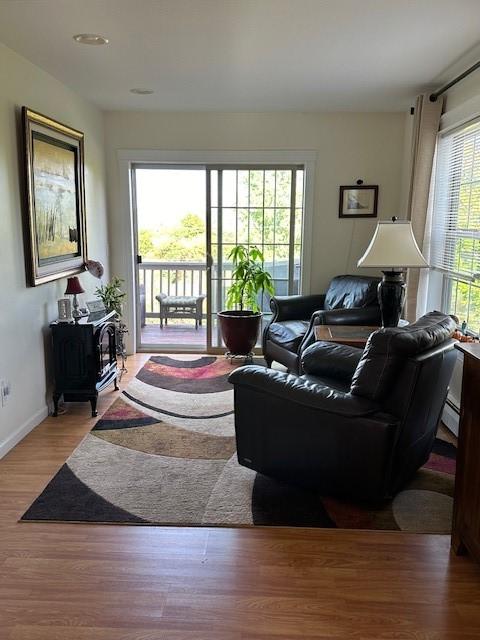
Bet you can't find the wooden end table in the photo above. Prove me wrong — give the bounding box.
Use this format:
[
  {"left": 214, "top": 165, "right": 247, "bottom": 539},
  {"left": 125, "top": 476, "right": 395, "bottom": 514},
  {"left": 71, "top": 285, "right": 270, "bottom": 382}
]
[
  {"left": 314, "top": 325, "right": 379, "bottom": 348},
  {"left": 451, "top": 342, "right": 480, "bottom": 564}
]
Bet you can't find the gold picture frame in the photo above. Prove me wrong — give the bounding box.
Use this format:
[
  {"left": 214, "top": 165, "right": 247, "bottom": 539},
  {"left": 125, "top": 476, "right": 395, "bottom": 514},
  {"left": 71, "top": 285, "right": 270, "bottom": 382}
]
[{"left": 22, "top": 107, "right": 87, "bottom": 286}]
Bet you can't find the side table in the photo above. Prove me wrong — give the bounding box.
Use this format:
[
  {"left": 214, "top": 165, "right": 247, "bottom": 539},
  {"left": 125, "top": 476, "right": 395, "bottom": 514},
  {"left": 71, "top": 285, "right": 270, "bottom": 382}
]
[
  {"left": 314, "top": 325, "right": 379, "bottom": 348},
  {"left": 451, "top": 342, "right": 480, "bottom": 564}
]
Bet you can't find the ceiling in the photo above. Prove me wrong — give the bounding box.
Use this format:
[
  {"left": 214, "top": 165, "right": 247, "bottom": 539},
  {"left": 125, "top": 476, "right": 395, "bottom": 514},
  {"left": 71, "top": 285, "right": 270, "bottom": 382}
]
[{"left": 0, "top": 0, "right": 480, "bottom": 112}]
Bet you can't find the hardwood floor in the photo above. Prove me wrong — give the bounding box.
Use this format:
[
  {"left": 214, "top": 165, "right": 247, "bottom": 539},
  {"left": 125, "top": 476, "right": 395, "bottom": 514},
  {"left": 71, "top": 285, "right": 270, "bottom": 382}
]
[
  {"left": 141, "top": 322, "right": 207, "bottom": 347},
  {"left": 1, "top": 353, "right": 480, "bottom": 639}
]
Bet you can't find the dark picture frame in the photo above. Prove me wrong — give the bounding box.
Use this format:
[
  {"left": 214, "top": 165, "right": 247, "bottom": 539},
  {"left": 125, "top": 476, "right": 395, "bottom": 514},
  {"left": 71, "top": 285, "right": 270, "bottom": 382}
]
[
  {"left": 339, "top": 185, "right": 378, "bottom": 219},
  {"left": 22, "top": 107, "right": 87, "bottom": 286}
]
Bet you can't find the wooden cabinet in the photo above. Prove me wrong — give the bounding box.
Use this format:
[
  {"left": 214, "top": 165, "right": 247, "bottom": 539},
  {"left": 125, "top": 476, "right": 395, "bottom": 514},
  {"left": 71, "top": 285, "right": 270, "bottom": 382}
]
[
  {"left": 452, "top": 343, "right": 480, "bottom": 563},
  {"left": 51, "top": 311, "right": 118, "bottom": 417}
]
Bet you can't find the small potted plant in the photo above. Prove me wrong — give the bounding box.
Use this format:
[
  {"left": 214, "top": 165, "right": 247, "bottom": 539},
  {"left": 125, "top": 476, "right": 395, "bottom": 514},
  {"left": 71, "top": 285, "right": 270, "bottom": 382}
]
[
  {"left": 95, "top": 276, "right": 126, "bottom": 316},
  {"left": 218, "top": 245, "right": 275, "bottom": 358}
]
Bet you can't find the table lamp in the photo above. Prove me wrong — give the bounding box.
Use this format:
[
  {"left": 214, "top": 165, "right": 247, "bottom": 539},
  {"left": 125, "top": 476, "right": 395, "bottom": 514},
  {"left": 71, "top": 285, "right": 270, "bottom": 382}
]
[
  {"left": 65, "top": 276, "right": 85, "bottom": 323},
  {"left": 357, "top": 217, "right": 428, "bottom": 327}
]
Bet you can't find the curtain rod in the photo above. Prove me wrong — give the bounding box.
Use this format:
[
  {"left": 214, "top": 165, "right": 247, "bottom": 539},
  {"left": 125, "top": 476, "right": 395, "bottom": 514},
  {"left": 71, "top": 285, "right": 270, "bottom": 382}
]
[{"left": 430, "top": 59, "right": 480, "bottom": 102}]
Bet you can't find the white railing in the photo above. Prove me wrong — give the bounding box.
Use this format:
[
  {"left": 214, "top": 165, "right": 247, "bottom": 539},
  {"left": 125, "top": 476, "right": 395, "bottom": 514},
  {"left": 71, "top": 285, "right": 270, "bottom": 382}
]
[
  {"left": 139, "top": 261, "right": 207, "bottom": 321},
  {"left": 138, "top": 259, "right": 301, "bottom": 324}
]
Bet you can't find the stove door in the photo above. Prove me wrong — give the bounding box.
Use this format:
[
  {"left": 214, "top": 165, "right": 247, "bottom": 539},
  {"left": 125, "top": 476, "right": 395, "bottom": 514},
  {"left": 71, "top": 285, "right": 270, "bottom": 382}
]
[{"left": 96, "top": 322, "right": 117, "bottom": 380}]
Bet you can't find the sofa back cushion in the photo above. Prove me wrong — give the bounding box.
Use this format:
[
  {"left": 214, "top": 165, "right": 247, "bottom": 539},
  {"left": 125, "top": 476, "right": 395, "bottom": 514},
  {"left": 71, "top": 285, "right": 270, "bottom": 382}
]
[
  {"left": 324, "top": 275, "right": 380, "bottom": 311},
  {"left": 350, "top": 311, "right": 456, "bottom": 402}
]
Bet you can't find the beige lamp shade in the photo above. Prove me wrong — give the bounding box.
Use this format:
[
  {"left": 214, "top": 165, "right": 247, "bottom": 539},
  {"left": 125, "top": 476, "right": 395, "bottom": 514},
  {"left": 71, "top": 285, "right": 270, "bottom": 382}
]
[{"left": 357, "top": 220, "right": 428, "bottom": 269}]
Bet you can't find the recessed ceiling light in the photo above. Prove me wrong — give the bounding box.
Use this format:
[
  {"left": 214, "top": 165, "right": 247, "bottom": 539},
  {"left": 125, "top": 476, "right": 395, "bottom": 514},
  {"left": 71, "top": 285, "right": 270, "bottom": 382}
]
[
  {"left": 130, "top": 88, "right": 155, "bottom": 95},
  {"left": 73, "top": 33, "right": 109, "bottom": 45}
]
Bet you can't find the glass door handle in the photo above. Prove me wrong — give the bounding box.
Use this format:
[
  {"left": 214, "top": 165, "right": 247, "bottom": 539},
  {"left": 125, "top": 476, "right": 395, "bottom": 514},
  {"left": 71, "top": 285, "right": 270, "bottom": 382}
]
[{"left": 206, "top": 253, "right": 213, "bottom": 270}]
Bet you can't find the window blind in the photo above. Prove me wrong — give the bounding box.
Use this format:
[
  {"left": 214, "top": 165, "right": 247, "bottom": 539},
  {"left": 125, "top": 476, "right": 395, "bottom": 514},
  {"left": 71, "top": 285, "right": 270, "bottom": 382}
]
[{"left": 430, "top": 118, "right": 480, "bottom": 282}]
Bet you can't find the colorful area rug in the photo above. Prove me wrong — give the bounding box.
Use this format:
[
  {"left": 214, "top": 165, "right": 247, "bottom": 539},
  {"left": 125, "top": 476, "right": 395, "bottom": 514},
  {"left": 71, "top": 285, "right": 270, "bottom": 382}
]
[{"left": 22, "top": 355, "right": 456, "bottom": 532}]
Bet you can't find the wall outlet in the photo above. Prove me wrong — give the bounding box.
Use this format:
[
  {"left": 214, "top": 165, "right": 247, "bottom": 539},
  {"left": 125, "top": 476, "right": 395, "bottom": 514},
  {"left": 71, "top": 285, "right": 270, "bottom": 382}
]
[{"left": 0, "top": 380, "right": 11, "bottom": 407}]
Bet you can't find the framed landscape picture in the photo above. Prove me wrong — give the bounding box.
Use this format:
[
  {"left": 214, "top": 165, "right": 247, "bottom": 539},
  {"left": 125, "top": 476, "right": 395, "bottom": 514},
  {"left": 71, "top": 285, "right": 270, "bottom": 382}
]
[
  {"left": 339, "top": 185, "right": 378, "bottom": 218},
  {"left": 22, "top": 107, "right": 87, "bottom": 286}
]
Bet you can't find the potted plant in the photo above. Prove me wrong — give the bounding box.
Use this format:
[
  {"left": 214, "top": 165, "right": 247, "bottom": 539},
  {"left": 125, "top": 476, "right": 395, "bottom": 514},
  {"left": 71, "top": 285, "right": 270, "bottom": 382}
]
[
  {"left": 95, "top": 276, "right": 126, "bottom": 316},
  {"left": 218, "top": 245, "right": 275, "bottom": 358}
]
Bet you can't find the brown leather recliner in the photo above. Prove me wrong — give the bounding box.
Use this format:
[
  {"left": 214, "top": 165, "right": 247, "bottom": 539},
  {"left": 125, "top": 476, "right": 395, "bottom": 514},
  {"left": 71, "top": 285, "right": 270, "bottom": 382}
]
[
  {"left": 263, "top": 274, "right": 381, "bottom": 373},
  {"left": 230, "top": 312, "right": 457, "bottom": 502}
]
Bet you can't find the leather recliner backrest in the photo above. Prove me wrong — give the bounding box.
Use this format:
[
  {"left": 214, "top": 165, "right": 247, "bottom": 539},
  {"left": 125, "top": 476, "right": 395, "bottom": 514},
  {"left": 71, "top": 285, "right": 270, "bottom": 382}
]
[
  {"left": 324, "top": 275, "right": 380, "bottom": 311},
  {"left": 350, "top": 311, "right": 457, "bottom": 402}
]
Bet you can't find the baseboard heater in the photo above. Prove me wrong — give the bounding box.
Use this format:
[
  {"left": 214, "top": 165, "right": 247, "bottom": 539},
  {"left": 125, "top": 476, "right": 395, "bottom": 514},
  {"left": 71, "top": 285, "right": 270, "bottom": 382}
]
[{"left": 443, "top": 397, "right": 459, "bottom": 437}]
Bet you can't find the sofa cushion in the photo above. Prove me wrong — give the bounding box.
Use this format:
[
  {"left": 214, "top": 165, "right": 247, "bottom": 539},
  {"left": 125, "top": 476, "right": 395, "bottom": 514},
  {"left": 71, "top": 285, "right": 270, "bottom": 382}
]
[
  {"left": 301, "top": 341, "right": 363, "bottom": 382},
  {"left": 156, "top": 295, "right": 204, "bottom": 306},
  {"left": 350, "top": 311, "right": 456, "bottom": 401},
  {"left": 267, "top": 320, "right": 310, "bottom": 351},
  {"left": 324, "top": 275, "right": 380, "bottom": 310},
  {"left": 300, "top": 373, "right": 351, "bottom": 393}
]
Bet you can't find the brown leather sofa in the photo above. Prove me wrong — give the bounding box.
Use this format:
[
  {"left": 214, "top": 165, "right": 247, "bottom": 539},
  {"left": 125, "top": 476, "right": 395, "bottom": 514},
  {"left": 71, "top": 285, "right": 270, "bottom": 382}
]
[
  {"left": 263, "top": 274, "right": 381, "bottom": 373},
  {"left": 230, "top": 312, "right": 457, "bottom": 502}
]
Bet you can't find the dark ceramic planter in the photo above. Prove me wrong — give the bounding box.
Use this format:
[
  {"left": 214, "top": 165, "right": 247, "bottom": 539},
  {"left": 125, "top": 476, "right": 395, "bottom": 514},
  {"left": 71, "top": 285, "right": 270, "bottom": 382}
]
[{"left": 217, "top": 310, "right": 262, "bottom": 356}]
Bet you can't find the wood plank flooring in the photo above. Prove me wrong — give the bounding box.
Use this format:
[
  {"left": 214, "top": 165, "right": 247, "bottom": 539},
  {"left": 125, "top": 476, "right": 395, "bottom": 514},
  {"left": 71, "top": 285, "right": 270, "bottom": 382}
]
[
  {"left": 141, "top": 323, "right": 207, "bottom": 347},
  {"left": 1, "top": 353, "right": 480, "bottom": 639}
]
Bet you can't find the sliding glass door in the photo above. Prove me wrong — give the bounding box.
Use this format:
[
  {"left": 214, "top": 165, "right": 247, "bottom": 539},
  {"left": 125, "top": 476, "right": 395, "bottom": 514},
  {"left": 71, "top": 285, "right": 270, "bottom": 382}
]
[
  {"left": 206, "top": 166, "right": 304, "bottom": 351},
  {"left": 131, "top": 163, "right": 305, "bottom": 353}
]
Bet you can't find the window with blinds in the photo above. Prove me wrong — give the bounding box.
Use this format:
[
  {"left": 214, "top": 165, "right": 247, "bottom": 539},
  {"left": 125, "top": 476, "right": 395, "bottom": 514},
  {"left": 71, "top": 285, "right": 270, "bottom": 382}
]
[{"left": 431, "top": 117, "right": 480, "bottom": 333}]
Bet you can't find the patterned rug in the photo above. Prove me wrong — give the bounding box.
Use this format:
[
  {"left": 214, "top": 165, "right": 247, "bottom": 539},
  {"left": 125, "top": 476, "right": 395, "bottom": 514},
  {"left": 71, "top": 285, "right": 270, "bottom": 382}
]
[{"left": 22, "top": 355, "right": 456, "bottom": 532}]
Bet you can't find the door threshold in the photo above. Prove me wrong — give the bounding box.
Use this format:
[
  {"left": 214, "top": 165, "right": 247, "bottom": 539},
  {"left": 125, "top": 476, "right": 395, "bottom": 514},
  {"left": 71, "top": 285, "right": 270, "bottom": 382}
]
[{"left": 136, "top": 347, "right": 263, "bottom": 356}]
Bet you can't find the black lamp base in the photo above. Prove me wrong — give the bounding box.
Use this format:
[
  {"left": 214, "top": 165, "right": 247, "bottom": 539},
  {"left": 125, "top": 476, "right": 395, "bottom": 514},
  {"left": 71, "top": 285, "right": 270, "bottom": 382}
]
[{"left": 378, "top": 270, "right": 406, "bottom": 327}]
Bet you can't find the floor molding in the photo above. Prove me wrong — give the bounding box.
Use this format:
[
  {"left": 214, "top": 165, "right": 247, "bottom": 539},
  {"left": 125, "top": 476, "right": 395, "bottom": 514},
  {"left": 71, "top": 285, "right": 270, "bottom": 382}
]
[{"left": 0, "top": 405, "right": 48, "bottom": 459}]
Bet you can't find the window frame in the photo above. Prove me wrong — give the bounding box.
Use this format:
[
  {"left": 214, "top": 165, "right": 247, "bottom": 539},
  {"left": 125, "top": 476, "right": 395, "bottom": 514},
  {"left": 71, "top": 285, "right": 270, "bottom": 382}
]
[{"left": 431, "top": 116, "right": 480, "bottom": 335}]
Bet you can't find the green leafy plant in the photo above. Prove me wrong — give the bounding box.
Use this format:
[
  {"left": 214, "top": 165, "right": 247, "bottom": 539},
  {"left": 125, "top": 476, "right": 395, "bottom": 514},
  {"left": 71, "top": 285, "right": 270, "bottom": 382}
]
[
  {"left": 225, "top": 245, "right": 275, "bottom": 312},
  {"left": 96, "top": 276, "right": 126, "bottom": 317}
]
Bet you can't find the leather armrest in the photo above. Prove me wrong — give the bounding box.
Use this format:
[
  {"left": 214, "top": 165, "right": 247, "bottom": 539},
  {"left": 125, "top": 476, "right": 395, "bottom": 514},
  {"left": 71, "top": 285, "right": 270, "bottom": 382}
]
[
  {"left": 269, "top": 294, "right": 326, "bottom": 322},
  {"left": 312, "top": 306, "right": 382, "bottom": 326},
  {"left": 228, "top": 365, "right": 379, "bottom": 417},
  {"left": 301, "top": 341, "right": 363, "bottom": 381}
]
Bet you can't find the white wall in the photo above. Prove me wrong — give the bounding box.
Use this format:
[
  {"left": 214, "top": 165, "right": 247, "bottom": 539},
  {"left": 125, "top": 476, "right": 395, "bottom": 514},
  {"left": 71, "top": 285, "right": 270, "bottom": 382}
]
[
  {"left": 0, "top": 43, "right": 109, "bottom": 456},
  {"left": 105, "top": 110, "right": 406, "bottom": 348},
  {"left": 441, "top": 66, "right": 480, "bottom": 125}
]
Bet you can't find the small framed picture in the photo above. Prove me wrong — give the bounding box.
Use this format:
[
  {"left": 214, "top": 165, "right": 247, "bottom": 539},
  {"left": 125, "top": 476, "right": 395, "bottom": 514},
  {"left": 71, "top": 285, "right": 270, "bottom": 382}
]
[
  {"left": 86, "top": 299, "right": 106, "bottom": 314},
  {"left": 57, "top": 298, "right": 72, "bottom": 322},
  {"left": 339, "top": 185, "right": 378, "bottom": 218}
]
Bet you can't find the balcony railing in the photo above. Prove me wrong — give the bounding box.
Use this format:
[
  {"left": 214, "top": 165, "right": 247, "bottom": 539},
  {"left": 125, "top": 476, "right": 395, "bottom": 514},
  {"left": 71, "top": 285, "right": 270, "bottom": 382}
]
[
  {"left": 138, "top": 260, "right": 300, "bottom": 325},
  {"left": 139, "top": 261, "right": 207, "bottom": 322}
]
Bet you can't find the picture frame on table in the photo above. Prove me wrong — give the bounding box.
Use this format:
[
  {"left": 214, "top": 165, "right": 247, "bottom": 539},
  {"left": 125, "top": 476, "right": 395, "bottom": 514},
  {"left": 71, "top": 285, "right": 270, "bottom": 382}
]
[
  {"left": 339, "top": 185, "right": 378, "bottom": 219},
  {"left": 86, "top": 299, "right": 106, "bottom": 314},
  {"left": 22, "top": 107, "right": 87, "bottom": 286}
]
